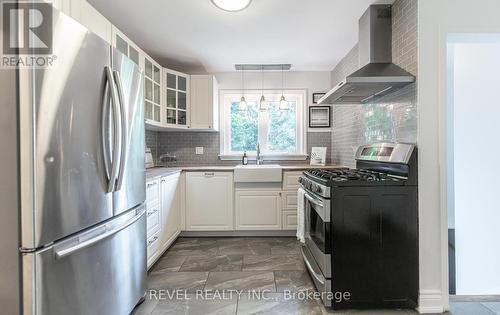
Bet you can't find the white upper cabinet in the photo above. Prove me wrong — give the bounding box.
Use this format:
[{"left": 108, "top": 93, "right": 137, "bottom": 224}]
[
  {"left": 112, "top": 26, "right": 142, "bottom": 68},
  {"left": 164, "top": 69, "right": 190, "bottom": 128},
  {"left": 144, "top": 56, "right": 162, "bottom": 126},
  {"left": 189, "top": 75, "right": 219, "bottom": 131}
]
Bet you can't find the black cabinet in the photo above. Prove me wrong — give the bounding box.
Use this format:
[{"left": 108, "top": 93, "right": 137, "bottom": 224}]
[{"left": 331, "top": 186, "right": 418, "bottom": 310}]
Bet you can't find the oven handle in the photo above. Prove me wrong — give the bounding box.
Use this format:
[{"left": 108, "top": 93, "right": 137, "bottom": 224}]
[{"left": 304, "top": 192, "right": 324, "bottom": 208}]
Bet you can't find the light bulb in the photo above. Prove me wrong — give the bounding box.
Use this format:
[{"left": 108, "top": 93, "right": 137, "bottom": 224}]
[
  {"left": 238, "top": 96, "right": 248, "bottom": 111},
  {"left": 279, "top": 95, "right": 289, "bottom": 111},
  {"left": 211, "top": 0, "right": 252, "bottom": 12},
  {"left": 259, "top": 95, "right": 268, "bottom": 111}
]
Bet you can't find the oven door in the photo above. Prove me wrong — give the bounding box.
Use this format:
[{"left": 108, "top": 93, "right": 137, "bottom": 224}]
[{"left": 304, "top": 190, "right": 331, "bottom": 277}]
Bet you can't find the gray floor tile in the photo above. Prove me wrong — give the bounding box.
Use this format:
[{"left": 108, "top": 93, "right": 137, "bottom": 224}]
[
  {"left": 451, "top": 295, "right": 500, "bottom": 302},
  {"left": 148, "top": 272, "right": 209, "bottom": 292},
  {"left": 204, "top": 271, "right": 276, "bottom": 291},
  {"left": 150, "top": 255, "right": 187, "bottom": 273},
  {"left": 449, "top": 302, "right": 495, "bottom": 315},
  {"left": 270, "top": 243, "right": 302, "bottom": 255},
  {"left": 243, "top": 255, "right": 305, "bottom": 271},
  {"left": 237, "top": 292, "right": 322, "bottom": 315},
  {"left": 179, "top": 255, "right": 243, "bottom": 272},
  {"left": 150, "top": 294, "right": 237, "bottom": 315},
  {"left": 482, "top": 302, "right": 500, "bottom": 314},
  {"left": 218, "top": 243, "right": 271, "bottom": 255},
  {"left": 274, "top": 270, "right": 315, "bottom": 292},
  {"left": 168, "top": 239, "right": 219, "bottom": 256}
]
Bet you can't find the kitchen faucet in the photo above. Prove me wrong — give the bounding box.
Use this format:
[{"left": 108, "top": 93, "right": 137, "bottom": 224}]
[{"left": 256, "top": 143, "right": 263, "bottom": 165}]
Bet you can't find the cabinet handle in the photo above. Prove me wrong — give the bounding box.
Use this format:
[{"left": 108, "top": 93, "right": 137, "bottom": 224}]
[
  {"left": 147, "top": 209, "right": 158, "bottom": 217},
  {"left": 204, "top": 172, "right": 214, "bottom": 177},
  {"left": 147, "top": 182, "right": 157, "bottom": 188},
  {"left": 147, "top": 236, "right": 158, "bottom": 246},
  {"left": 161, "top": 179, "right": 166, "bottom": 183}
]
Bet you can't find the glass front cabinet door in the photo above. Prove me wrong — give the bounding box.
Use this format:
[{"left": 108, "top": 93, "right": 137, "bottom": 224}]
[
  {"left": 164, "top": 69, "right": 189, "bottom": 128},
  {"left": 144, "top": 57, "right": 162, "bottom": 125}
]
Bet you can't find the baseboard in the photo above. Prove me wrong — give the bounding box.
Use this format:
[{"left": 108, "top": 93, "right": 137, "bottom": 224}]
[
  {"left": 180, "top": 230, "right": 297, "bottom": 237},
  {"left": 418, "top": 290, "right": 446, "bottom": 313}
]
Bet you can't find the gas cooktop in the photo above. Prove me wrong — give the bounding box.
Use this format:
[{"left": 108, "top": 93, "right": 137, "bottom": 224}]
[{"left": 303, "top": 168, "right": 405, "bottom": 186}]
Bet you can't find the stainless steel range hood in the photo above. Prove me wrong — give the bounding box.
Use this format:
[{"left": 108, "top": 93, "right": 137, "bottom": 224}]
[{"left": 318, "top": 5, "right": 415, "bottom": 105}]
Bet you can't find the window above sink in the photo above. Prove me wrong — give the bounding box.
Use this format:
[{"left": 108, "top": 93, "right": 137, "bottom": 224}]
[{"left": 219, "top": 90, "right": 307, "bottom": 161}]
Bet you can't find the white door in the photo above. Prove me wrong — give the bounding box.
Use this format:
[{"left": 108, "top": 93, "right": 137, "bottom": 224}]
[
  {"left": 235, "top": 191, "right": 281, "bottom": 230},
  {"left": 449, "top": 36, "right": 500, "bottom": 294},
  {"left": 186, "top": 172, "right": 233, "bottom": 231}
]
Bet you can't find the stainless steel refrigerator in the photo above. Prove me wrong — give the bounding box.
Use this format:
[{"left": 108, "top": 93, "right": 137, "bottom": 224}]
[{"left": 0, "top": 8, "right": 146, "bottom": 315}]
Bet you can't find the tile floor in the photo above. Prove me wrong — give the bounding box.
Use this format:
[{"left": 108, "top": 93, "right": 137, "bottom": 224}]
[{"left": 132, "top": 237, "right": 500, "bottom": 315}]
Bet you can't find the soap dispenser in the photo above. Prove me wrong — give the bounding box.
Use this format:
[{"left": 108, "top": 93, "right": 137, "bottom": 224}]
[{"left": 242, "top": 151, "right": 248, "bottom": 165}]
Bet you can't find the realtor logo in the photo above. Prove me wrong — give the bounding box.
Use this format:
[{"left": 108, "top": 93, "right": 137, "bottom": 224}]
[
  {"left": 1, "top": 1, "right": 56, "bottom": 68},
  {"left": 2, "top": 1, "right": 52, "bottom": 55}
]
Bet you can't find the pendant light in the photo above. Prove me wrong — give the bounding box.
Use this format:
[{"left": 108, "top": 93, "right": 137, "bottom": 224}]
[
  {"left": 259, "top": 66, "right": 268, "bottom": 112},
  {"left": 279, "top": 64, "right": 289, "bottom": 111},
  {"left": 238, "top": 68, "right": 248, "bottom": 111}
]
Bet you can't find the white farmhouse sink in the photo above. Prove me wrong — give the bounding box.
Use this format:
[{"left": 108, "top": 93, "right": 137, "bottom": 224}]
[{"left": 234, "top": 164, "right": 282, "bottom": 183}]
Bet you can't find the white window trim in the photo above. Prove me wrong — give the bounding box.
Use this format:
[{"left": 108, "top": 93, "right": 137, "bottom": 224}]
[{"left": 219, "top": 89, "right": 308, "bottom": 161}]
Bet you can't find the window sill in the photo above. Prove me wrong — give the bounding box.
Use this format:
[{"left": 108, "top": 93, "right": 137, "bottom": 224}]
[{"left": 219, "top": 154, "right": 308, "bottom": 161}]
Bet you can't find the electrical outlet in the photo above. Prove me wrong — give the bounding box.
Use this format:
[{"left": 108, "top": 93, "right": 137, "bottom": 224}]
[{"left": 195, "top": 147, "right": 204, "bottom": 155}]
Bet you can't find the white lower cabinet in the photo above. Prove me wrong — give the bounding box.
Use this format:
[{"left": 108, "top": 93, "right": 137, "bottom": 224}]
[
  {"left": 235, "top": 191, "right": 282, "bottom": 230},
  {"left": 186, "top": 172, "right": 234, "bottom": 231},
  {"left": 160, "top": 173, "right": 181, "bottom": 250},
  {"left": 146, "top": 172, "right": 182, "bottom": 269}
]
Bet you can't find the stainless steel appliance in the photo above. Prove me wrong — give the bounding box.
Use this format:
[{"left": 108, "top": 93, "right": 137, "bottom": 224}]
[
  {"left": 0, "top": 9, "right": 146, "bottom": 315},
  {"left": 318, "top": 5, "right": 415, "bottom": 105},
  {"left": 299, "top": 143, "right": 418, "bottom": 309}
]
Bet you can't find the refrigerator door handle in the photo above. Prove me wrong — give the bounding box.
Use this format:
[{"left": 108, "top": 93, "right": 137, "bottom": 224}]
[
  {"left": 106, "top": 66, "right": 122, "bottom": 193},
  {"left": 54, "top": 209, "right": 145, "bottom": 259},
  {"left": 113, "top": 70, "right": 127, "bottom": 191},
  {"left": 102, "top": 68, "right": 112, "bottom": 181}
]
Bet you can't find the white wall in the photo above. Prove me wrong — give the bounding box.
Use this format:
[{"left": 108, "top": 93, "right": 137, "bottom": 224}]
[
  {"left": 214, "top": 71, "right": 332, "bottom": 107},
  {"left": 418, "top": 0, "right": 500, "bottom": 312},
  {"left": 451, "top": 38, "right": 500, "bottom": 295}
]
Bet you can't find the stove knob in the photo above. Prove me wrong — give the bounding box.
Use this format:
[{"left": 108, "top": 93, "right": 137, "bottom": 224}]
[
  {"left": 298, "top": 177, "right": 303, "bottom": 184},
  {"left": 306, "top": 181, "right": 312, "bottom": 190},
  {"left": 312, "top": 184, "right": 322, "bottom": 193}
]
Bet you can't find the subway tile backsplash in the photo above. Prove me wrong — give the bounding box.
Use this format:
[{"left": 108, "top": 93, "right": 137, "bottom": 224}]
[{"left": 145, "top": 130, "right": 332, "bottom": 166}]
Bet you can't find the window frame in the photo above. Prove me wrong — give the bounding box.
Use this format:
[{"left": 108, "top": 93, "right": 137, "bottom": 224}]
[{"left": 219, "top": 89, "right": 308, "bottom": 161}]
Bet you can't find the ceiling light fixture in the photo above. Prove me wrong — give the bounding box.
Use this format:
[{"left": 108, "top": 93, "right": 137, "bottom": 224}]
[
  {"left": 259, "top": 66, "right": 268, "bottom": 112},
  {"left": 211, "top": 0, "right": 252, "bottom": 12},
  {"left": 238, "top": 68, "right": 248, "bottom": 111},
  {"left": 279, "top": 64, "right": 289, "bottom": 111}
]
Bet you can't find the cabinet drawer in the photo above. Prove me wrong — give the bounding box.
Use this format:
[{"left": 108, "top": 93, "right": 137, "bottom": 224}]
[
  {"left": 147, "top": 230, "right": 160, "bottom": 261},
  {"left": 146, "top": 203, "right": 160, "bottom": 237},
  {"left": 283, "top": 171, "right": 303, "bottom": 191},
  {"left": 146, "top": 179, "right": 160, "bottom": 203},
  {"left": 282, "top": 210, "right": 298, "bottom": 230},
  {"left": 282, "top": 191, "right": 298, "bottom": 208}
]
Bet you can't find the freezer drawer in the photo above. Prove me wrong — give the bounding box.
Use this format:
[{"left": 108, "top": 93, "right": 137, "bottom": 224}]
[{"left": 23, "top": 206, "right": 146, "bottom": 315}]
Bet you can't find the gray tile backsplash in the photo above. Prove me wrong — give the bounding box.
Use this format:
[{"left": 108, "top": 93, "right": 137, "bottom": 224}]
[
  {"left": 329, "top": 0, "right": 418, "bottom": 168},
  {"left": 145, "top": 130, "right": 332, "bottom": 166}
]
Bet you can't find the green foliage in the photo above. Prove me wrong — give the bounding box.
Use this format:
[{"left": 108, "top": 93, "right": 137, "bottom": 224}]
[
  {"left": 267, "top": 102, "right": 297, "bottom": 152},
  {"left": 230, "top": 102, "right": 258, "bottom": 152}
]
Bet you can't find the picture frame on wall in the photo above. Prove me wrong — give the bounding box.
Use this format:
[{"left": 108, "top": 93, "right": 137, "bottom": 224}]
[
  {"left": 309, "top": 106, "right": 331, "bottom": 128},
  {"left": 312, "top": 93, "right": 326, "bottom": 104}
]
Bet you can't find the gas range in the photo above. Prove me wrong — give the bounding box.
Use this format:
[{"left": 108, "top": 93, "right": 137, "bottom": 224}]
[{"left": 299, "top": 143, "right": 418, "bottom": 310}]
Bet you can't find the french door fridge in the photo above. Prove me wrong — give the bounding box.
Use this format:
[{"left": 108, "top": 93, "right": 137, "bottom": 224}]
[{"left": 12, "top": 9, "right": 146, "bottom": 315}]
